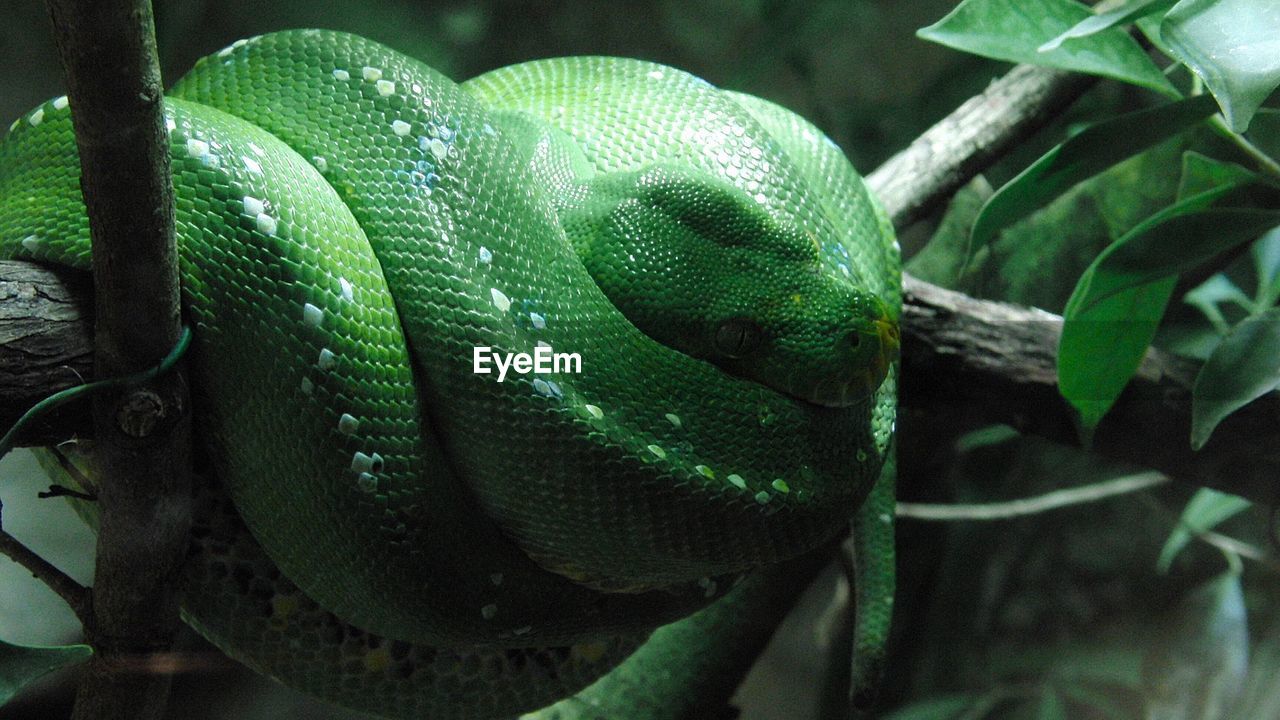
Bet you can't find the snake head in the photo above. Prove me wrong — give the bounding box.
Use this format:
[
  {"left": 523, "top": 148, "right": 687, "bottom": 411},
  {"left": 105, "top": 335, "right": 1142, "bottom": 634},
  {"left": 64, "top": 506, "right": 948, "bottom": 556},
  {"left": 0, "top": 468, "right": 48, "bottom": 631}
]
[{"left": 566, "top": 164, "right": 899, "bottom": 407}]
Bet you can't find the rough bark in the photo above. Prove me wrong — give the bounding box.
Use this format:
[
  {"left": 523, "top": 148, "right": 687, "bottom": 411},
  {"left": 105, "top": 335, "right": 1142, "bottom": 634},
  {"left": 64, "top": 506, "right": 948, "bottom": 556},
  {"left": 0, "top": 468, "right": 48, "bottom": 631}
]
[
  {"left": 43, "top": 2, "right": 191, "bottom": 719},
  {"left": 899, "top": 277, "right": 1280, "bottom": 507}
]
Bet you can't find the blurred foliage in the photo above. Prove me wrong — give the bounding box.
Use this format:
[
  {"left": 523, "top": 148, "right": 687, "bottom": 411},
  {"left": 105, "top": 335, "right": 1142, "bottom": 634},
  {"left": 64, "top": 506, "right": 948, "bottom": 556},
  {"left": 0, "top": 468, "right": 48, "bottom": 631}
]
[
  {"left": 896, "top": 1, "right": 1280, "bottom": 718},
  {"left": 0, "top": 0, "right": 998, "bottom": 172}
]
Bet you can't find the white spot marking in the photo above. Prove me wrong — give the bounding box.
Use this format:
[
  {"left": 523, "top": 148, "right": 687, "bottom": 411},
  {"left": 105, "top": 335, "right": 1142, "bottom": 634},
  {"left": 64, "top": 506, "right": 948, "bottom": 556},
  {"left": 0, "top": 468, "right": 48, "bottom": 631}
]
[
  {"left": 247, "top": 142, "right": 265, "bottom": 157},
  {"left": 356, "top": 473, "right": 377, "bottom": 493},
  {"left": 312, "top": 155, "right": 329, "bottom": 172},
  {"left": 339, "top": 277, "right": 354, "bottom": 302},
  {"left": 428, "top": 138, "right": 448, "bottom": 160},
  {"left": 302, "top": 303, "right": 323, "bottom": 327},
  {"left": 185, "top": 138, "right": 209, "bottom": 158},
  {"left": 52, "top": 96, "right": 68, "bottom": 110},
  {"left": 165, "top": 116, "right": 176, "bottom": 132},
  {"left": 362, "top": 66, "right": 382, "bottom": 82},
  {"left": 647, "top": 445, "right": 667, "bottom": 459},
  {"left": 332, "top": 68, "right": 350, "bottom": 81},
  {"left": 20, "top": 235, "right": 39, "bottom": 253},
  {"left": 351, "top": 452, "right": 375, "bottom": 474},
  {"left": 480, "top": 604, "right": 498, "bottom": 620},
  {"left": 754, "top": 491, "right": 771, "bottom": 505},
  {"left": 300, "top": 377, "right": 314, "bottom": 395},
  {"left": 478, "top": 246, "right": 492, "bottom": 264},
  {"left": 376, "top": 79, "right": 396, "bottom": 96},
  {"left": 490, "top": 288, "right": 510, "bottom": 312},
  {"left": 695, "top": 465, "right": 714, "bottom": 479},
  {"left": 217, "top": 46, "right": 234, "bottom": 58},
  {"left": 317, "top": 348, "right": 336, "bottom": 370},
  {"left": 727, "top": 474, "right": 747, "bottom": 490},
  {"left": 242, "top": 195, "right": 264, "bottom": 217},
  {"left": 255, "top": 213, "right": 277, "bottom": 236},
  {"left": 879, "top": 513, "right": 892, "bottom": 524},
  {"left": 411, "top": 82, "right": 423, "bottom": 94},
  {"left": 584, "top": 404, "right": 604, "bottom": 420},
  {"left": 243, "top": 156, "right": 263, "bottom": 174},
  {"left": 338, "top": 414, "right": 359, "bottom": 435},
  {"left": 529, "top": 312, "right": 546, "bottom": 330},
  {"left": 392, "top": 119, "right": 412, "bottom": 137},
  {"left": 665, "top": 413, "right": 682, "bottom": 428},
  {"left": 647, "top": 69, "right": 664, "bottom": 80}
]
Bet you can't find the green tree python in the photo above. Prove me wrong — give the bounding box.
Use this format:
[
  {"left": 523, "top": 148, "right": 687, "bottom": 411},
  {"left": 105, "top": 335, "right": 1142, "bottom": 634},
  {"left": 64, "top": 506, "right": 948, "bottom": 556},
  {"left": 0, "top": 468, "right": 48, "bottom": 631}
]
[{"left": 0, "top": 30, "right": 900, "bottom": 719}]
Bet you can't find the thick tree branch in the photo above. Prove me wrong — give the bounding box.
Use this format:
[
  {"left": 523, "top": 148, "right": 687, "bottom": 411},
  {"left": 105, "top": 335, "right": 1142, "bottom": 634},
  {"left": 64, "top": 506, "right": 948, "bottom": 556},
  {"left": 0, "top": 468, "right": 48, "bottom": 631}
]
[
  {"left": 7, "top": 267, "right": 1277, "bottom": 509},
  {"left": 43, "top": 2, "right": 191, "bottom": 719}
]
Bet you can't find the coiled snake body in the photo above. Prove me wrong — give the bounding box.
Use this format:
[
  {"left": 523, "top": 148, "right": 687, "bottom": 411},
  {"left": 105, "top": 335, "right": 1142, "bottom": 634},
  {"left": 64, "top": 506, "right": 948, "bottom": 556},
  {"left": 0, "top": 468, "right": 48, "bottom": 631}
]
[{"left": 0, "top": 31, "right": 899, "bottom": 719}]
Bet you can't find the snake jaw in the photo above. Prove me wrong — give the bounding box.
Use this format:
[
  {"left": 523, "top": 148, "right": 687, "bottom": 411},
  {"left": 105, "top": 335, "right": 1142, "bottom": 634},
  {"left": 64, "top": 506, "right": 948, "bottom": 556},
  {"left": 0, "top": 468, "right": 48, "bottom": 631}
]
[{"left": 801, "top": 302, "right": 898, "bottom": 408}]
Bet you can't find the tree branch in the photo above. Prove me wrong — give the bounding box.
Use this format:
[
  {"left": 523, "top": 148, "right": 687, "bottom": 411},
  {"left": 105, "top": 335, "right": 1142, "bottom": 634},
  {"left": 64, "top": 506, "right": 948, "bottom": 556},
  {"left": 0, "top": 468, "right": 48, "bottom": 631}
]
[
  {"left": 4, "top": 53, "right": 1276, "bottom": 519},
  {"left": 43, "top": 1, "right": 191, "bottom": 719},
  {"left": 868, "top": 64, "right": 1097, "bottom": 230}
]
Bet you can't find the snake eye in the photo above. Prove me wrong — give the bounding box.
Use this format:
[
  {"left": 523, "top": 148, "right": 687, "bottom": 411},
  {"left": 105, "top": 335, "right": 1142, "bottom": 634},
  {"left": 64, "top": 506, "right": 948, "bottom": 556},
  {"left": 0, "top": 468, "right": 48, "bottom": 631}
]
[{"left": 713, "top": 317, "right": 763, "bottom": 358}]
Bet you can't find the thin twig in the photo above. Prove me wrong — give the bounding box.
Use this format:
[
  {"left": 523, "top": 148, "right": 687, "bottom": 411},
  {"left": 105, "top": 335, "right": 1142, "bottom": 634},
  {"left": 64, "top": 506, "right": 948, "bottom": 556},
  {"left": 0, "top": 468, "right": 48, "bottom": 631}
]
[
  {"left": 0, "top": 501, "right": 90, "bottom": 623},
  {"left": 895, "top": 471, "right": 1168, "bottom": 521},
  {"left": 1200, "top": 530, "right": 1280, "bottom": 573}
]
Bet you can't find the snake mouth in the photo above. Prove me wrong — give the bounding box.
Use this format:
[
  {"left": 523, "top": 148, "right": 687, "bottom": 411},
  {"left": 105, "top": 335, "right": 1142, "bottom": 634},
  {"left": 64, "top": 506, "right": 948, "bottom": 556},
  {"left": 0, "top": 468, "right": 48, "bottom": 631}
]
[{"left": 802, "top": 307, "right": 900, "bottom": 408}]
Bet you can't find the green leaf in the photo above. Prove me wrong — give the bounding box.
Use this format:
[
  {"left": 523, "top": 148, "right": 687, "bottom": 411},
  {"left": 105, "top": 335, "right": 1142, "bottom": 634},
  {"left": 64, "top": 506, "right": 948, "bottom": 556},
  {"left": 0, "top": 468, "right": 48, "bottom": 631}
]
[
  {"left": 1059, "top": 276, "right": 1176, "bottom": 428},
  {"left": 906, "top": 177, "right": 993, "bottom": 290},
  {"left": 1039, "top": 0, "right": 1178, "bottom": 52},
  {"left": 0, "top": 638, "right": 91, "bottom": 706},
  {"left": 1157, "top": 488, "right": 1252, "bottom": 572},
  {"left": 969, "top": 95, "right": 1218, "bottom": 259},
  {"left": 1251, "top": 225, "right": 1280, "bottom": 306},
  {"left": 1184, "top": 274, "right": 1253, "bottom": 333},
  {"left": 1161, "top": 0, "right": 1280, "bottom": 131},
  {"left": 918, "top": 0, "right": 1179, "bottom": 97},
  {"left": 1072, "top": 206, "right": 1280, "bottom": 314},
  {"left": 1059, "top": 156, "right": 1279, "bottom": 427},
  {"left": 1244, "top": 109, "right": 1280, "bottom": 160},
  {"left": 1136, "top": 12, "right": 1177, "bottom": 57},
  {"left": 1067, "top": 176, "right": 1278, "bottom": 317},
  {"left": 1191, "top": 307, "right": 1280, "bottom": 448},
  {"left": 1176, "top": 152, "right": 1263, "bottom": 200},
  {"left": 1142, "top": 571, "right": 1248, "bottom": 720}
]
